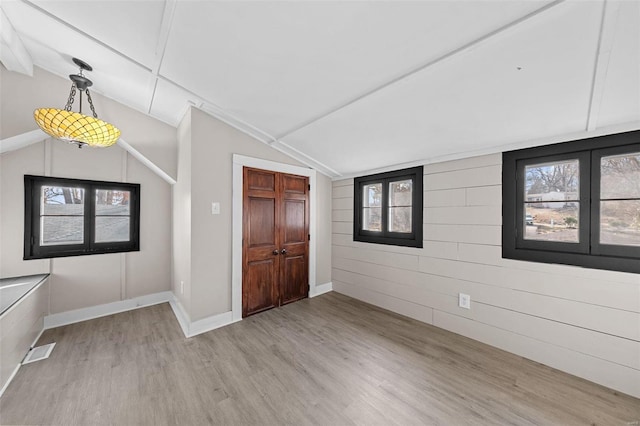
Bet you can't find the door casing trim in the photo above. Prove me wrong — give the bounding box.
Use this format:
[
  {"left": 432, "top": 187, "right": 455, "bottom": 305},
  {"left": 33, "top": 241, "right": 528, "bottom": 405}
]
[{"left": 232, "top": 154, "right": 317, "bottom": 322}]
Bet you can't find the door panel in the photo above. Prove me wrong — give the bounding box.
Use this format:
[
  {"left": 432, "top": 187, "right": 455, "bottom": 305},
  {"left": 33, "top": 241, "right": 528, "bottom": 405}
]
[
  {"left": 246, "top": 259, "right": 278, "bottom": 314},
  {"left": 243, "top": 167, "right": 309, "bottom": 317},
  {"left": 281, "top": 254, "right": 307, "bottom": 305},
  {"left": 249, "top": 198, "right": 276, "bottom": 246},
  {"left": 283, "top": 199, "right": 305, "bottom": 244},
  {"left": 282, "top": 174, "right": 307, "bottom": 194},
  {"left": 247, "top": 170, "right": 276, "bottom": 191}
]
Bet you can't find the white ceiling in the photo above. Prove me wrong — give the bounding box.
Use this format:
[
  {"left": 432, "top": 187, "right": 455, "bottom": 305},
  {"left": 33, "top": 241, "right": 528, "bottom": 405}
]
[{"left": 1, "top": 0, "right": 638, "bottom": 178}]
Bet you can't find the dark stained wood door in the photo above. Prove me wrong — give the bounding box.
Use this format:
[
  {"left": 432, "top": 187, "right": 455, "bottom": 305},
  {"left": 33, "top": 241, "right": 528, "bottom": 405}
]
[
  {"left": 243, "top": 168, "right": 280, "bottom": 317},
  {"left": 279, "top": 174, "right": 309, "bottom": 305},
  {"left": 242, "top": 167, "right": 309, "bottom": 317}
]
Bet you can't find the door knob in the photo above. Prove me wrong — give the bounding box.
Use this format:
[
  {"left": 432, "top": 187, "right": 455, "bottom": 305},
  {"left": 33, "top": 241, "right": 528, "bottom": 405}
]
[
  {"left": 272, "top": 250, "right": 279, "bottom": 255},
  {"left": 281, "top": 249, "right": 287, "bottom": 255}
]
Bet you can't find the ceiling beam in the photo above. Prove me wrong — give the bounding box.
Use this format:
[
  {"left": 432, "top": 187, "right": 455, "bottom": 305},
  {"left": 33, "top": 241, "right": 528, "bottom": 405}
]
[
  {"left": 0, "top": 130, "right": 176, "bottom": 185},
  {"left": 0, "top": 129, "right": 47, "bottom": 154},
  {"left": 117, "top": 138, "right": 176, "bottom": 185},
  {"left": 586, "top": 0, "right": 621, "bottom": 132},
  {"left": 151, "top": 0, "right": 177, "bottom": 76},
  {"left": 333, "top": 120, "right": 640, "bottom": 181},
  {"left": 277, "top": 0, "right": 567, "bottom": 141},
  {"left": 148, "top": 0, "right": 177, "bottom": 115},
  {"left": 20, "top": 0, "right": 151, "bottom": 72},
  {"left": 0, "top": 7, "right": 33, "bottom": 75},
  {"left": 197, "top": 102, "right": 340, "bottom": 177}
]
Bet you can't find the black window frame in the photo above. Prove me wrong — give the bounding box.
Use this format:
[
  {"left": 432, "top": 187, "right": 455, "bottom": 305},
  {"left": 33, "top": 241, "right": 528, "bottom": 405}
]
[
  {"left": 503, "top": 130, "right": 640, "bottom": 274},
  {"left": 24, "top": 175, "right": 140, "bottom": 260},
  {"left": 353, "top": 166, "right": 423, "bottom": 248}
]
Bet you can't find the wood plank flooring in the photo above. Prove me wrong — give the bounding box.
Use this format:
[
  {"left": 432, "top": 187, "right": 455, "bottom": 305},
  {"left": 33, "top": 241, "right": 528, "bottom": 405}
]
[{"left": 1, "top": 292, "right": 638, "bottom": 425}]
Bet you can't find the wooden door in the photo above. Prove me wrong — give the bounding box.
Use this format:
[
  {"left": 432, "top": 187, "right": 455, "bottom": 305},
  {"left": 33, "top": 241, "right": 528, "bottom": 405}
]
[
  {"left": 279, "top": 174, "right": 309, "bottom": 305},
  {"left": 243, "top": 168, "right": 280, "bottom": 317},
  {"left": 242, "top": 167, "right": 309, "bottom": 317}
]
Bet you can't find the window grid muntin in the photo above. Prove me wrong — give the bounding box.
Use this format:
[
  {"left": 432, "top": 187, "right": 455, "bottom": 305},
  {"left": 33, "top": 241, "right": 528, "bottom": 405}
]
[
  {"left": 591, "top": 144, "right": 640, "bottom": 258},
  {"left": 503, "top": 130, "right": 640, "bottom": 274},
  {"left": 353, "top": 166, "right": 423, "bottom": 248},
  {"left": 39, "top": 185, "right": 86, "bottom": 246},
  {"left": 24, "top": 175, "right": 140, "bottom": 260}
]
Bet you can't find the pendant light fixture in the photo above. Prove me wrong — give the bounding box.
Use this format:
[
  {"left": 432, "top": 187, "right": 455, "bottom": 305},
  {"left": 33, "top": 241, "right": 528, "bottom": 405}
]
[{"left": 34, "top": 58, "right": 120, "bottom": 148}]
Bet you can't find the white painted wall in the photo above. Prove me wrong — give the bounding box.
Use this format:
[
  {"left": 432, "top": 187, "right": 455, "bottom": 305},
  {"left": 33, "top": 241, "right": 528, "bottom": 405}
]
[
  {"left": 315, "top": 173, "right": 333, "bottom": 285},
  {"left": 0, "top": 66, "right": 174, "bottom": 314},
  {"left": 0, "top": 140, "right": 172, "bottom": 313},
  {"left": 173, "top": 107, "right": 333, "bottom": 322},
  {"left": 0, "top": 143, "right": 49, "bottom": 277},
  {"left": 332, "top": 153, "right": 640, "bottom": 398}
]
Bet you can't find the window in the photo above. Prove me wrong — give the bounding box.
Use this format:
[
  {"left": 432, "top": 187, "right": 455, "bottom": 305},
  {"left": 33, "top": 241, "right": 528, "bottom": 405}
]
[
  {"left": 24, "top": 175, "right": 140, "bottom": 259},
  {"left": 503, "top": 130, "right": 640, "bottom": 273},
  {"left": 353, "top": 166, "right": 423, "bottom": 248}
]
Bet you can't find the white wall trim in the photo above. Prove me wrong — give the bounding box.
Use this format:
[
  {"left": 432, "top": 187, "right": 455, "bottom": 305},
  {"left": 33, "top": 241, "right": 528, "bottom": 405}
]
[
  {"left": 38, "top": 288, "right": 234, "bottom": 340},
  {"left": 189, "top": 311, "right": 236, "bottom": 338},
  {"left": 310, "top": 281, "right": 332, "bottom": 298},
  {"left": 0, "top": 275, "right": 49, "bottom": 321},
  {"left": 43, "top": 291, "right": 173, "bottom": 329},
  {"left": 0, "top": 285, "right": 49, "bottom": 399},
  {"left": 0, "top": 364, "right": 20, "bottom": 399},
  {"left": 232, "top": 154, "right": 318, "bottom": 322},
  {"left": 168, "top": 296, "right": 190, "bottom": 337},
  {"left": 168, "top": 294, "right": 236, "bottom": 338}
]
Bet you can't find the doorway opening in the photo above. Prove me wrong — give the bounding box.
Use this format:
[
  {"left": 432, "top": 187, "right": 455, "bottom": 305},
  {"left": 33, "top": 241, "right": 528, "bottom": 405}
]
[{"left": 231, "top": 154, "right": 318, "bottom": 322}]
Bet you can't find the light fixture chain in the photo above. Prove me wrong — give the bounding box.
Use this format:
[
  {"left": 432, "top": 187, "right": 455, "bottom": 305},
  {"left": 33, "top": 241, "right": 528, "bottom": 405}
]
[
  {"left": 64, "top": 84, "right": 77, "bottom": 111},
  {"left": 85, "top": 89, "right": 98, "bottom": 118}
]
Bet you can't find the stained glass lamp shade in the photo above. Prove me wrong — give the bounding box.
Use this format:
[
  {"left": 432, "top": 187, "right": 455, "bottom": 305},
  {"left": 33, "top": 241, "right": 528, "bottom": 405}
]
[{"left": 34, "top": 58, "right": 120, "bottom": 148}]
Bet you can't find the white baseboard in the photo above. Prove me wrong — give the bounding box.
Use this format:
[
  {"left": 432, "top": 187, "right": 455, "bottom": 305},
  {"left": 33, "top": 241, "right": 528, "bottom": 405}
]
[
  {"left": 0, "top": 364, "right": 20, "bottom": 399},
  {"left": 0, "top": 321, "right": 48, "bottom": 399},
  {"left": 168, "top": 297, "right": 190, "bottom": 337},
  {"left": 30, "top": 327, "right": 46, "bottom": 350},
  {"left": 168, "top": 296, "right": 236, "bottom": 338},
  {"left": 41, "top": 289, "right": 235, "bottom": 339},
  {"left": 44, "top": 291, "right": 173, "bottom": 329},
  {"left": 189, "top": 311, "right": 236, "bottom": 337},
  {"left": 310, "top": 281, "right": 332, "bottom": 298}
]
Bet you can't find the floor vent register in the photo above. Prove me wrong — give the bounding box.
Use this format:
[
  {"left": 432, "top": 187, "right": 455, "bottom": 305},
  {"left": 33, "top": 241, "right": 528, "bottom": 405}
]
[{"left": 22, "top": 343, "right": 56, "bottom": 364}]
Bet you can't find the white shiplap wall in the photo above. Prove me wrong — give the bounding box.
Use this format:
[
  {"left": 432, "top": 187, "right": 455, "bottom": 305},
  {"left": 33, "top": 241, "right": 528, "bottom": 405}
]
[{"left": 331, "top": 153, "right": 640, "bottom": 398}]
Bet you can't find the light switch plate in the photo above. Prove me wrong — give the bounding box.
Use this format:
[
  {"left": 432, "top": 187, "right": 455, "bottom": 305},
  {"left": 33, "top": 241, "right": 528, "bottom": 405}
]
[{"left": 211, "top": 202, "right": 220, "bottom": 215}]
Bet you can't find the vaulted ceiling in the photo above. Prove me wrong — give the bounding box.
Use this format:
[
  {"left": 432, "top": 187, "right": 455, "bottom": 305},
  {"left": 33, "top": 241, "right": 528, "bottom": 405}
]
[{"left": 1, "top": 0, "right": 638, "bottom": 178}]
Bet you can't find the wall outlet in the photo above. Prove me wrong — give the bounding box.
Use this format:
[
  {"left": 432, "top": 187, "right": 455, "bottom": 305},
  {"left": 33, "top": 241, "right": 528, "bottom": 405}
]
[
  {"left": 211, "top": 202, "right": 220, "bottom": 215},
  {"left": 180, "top": 280, "right": 184, "bottom": 295},
  {"left": 458, "top": 293, "right": 471, "bottom": 309}
]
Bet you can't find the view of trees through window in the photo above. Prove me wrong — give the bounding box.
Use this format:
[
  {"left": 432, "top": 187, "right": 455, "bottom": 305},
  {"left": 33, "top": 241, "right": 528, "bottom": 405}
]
[
  {"left": 361, "top": 180, "right": 412, "bottom": 233},
  {"left": 388, "top": 179, "right": 412, "bottom": 233},
  {"left": 524, "top": 160, "right": 580, "bottom": 242},
  {"left": 362, "top": 183, "right": 382, "bottom": 231},
  {"left": 599, "top": 152, "right": 640, "bottom": 246}
]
